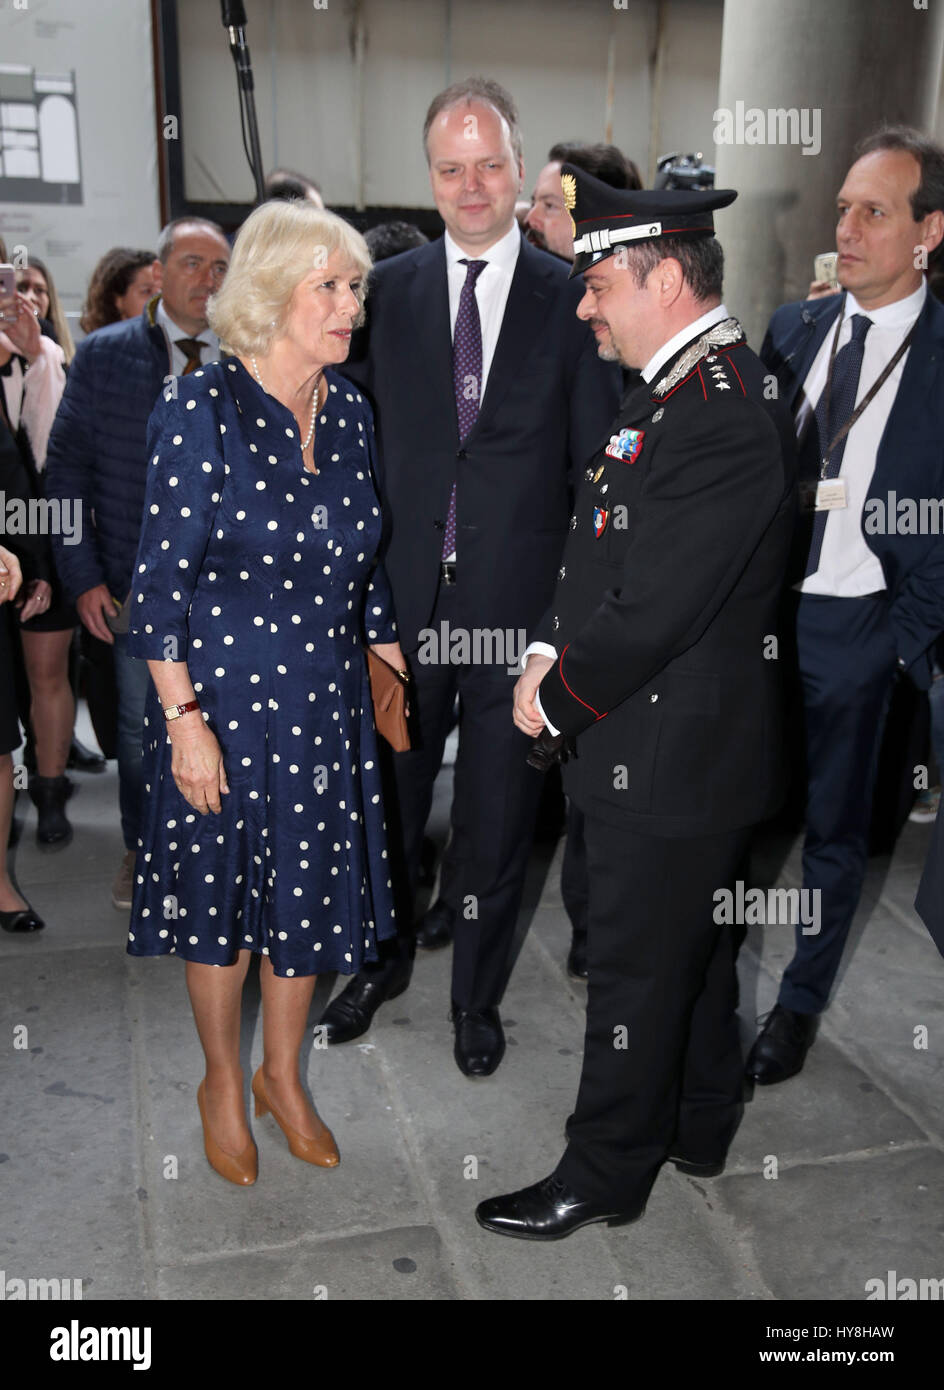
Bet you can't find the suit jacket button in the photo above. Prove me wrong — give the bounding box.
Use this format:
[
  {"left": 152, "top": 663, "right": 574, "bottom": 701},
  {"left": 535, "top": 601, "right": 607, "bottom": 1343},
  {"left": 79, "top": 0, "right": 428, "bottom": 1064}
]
[
  {"left": 558, "top": 565, "right": 566, "bottom": 580},
  {"left": 457, "top": 448, "right": 467, "bottom": 459},
  {"left": 552, "top": 616, "right": 560, "bottom": 631},
  {"left": 434, "top": 520, "right": 444, "bottom": 530},
  {"left": 650, "top": 692, "right": 659, "bottom": 703},
  {"left": 570, "top": 515, "right": 577, "bottom": 530}
]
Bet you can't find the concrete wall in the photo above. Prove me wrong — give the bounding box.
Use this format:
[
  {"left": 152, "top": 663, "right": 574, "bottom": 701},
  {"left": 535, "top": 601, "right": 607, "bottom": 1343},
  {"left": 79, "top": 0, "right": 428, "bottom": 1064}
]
[{"left": 175, "top": 0, "right": 724, "bottom": 209}]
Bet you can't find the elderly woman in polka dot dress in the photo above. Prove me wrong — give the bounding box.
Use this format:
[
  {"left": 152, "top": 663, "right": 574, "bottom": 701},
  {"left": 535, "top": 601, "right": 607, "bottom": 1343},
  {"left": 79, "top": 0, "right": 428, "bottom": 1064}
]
[{"left": 126, "top": 200, "right": 406, "bottom": 1186}]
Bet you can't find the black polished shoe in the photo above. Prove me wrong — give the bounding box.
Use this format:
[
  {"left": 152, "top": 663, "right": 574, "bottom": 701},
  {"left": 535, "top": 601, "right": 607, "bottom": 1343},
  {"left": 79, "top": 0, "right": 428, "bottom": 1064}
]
[
  {"left": 452, "top": 1005, "right": 505, "bottom": 1077},
  {"left": 0, "top": 902, "right": 45, "bottom": 933},
  {"left": 566, "top": 932, "right": 588, "bottom": 980},
  {"left": 67, "top": 736, "right": 106, "bottom": 773},
  {"left": 666, "top": 1153, "right": 726, "bottom": 1177},
  {"left": 476, "top": 1173, "right": 642, "bottom": 1240},
  {"left": 319, "top": 956, "right": 412, "bottom": 1044},
  {"left": 28, "top": 774, "right": 74, "bottom": 851},
  {"left": 415, "top": 898, "right": 455, "bottom": 951},
  {"left": 745, "top": 1004, "right": 817, "bottom": 1085}
]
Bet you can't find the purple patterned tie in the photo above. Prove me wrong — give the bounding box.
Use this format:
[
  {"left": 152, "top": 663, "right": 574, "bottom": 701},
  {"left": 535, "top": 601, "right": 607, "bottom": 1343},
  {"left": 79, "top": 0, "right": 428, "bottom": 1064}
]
[{"left": 443, "top": 258, "right": 487, "bottom": 561}]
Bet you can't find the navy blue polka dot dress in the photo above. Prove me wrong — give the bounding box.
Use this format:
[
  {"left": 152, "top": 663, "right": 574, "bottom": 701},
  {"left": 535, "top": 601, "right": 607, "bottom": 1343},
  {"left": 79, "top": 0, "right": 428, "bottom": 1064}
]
[{"left": 126, "top": 358, "right": 398, "bottom": 977}]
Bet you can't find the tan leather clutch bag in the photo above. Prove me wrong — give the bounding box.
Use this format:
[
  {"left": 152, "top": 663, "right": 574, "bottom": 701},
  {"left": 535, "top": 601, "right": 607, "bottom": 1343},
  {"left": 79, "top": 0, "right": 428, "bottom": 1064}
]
[{"left": 366, "top": 648, "right": 410, "bottom": 752}]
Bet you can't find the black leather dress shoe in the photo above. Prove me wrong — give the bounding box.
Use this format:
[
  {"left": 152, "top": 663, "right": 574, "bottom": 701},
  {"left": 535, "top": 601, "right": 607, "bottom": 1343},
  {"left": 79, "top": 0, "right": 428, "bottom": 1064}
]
[
  {"left": 745, "top": 1004, "right": 817, "bottom": 1085},
  {"left": 566, "top": 932, "right": 588, "bottom": 980},
  {"left": 476, "top": 1174, "right": 641, "bottom": 1240},
  {"left": 68, "top": 736, "right": 107, "bottom": 773},
  {"left": 452, "top": 1006, "right": 505, "bottom": 1077},
  {"left": 666, "top": 1154, "right": 726, "bottom": 1177},
  {"left": 319, "top": 956, "right": 412, "bottom": 1044},
  {"left": 415, "top": 898, "right": 455, "bottom": 951}
]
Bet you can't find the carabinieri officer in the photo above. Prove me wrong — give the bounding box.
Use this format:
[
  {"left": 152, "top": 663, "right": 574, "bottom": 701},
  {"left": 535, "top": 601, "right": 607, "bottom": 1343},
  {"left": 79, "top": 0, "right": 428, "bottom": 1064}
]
[{"left": 476, "top": 167, "right": 797, "bottom": 1239}]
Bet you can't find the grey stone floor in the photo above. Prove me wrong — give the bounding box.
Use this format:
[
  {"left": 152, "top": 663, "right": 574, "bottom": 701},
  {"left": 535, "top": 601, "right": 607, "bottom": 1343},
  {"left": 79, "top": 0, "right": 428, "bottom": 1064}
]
[{"left": 2, "top": 710, "right": 943, "bottom": 1302}]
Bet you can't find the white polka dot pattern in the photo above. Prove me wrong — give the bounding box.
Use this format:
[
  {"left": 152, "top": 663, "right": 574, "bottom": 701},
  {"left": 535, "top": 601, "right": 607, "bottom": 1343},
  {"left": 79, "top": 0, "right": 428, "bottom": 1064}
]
[{"left": 126, "top": 360, "right": 398, "bottom": 978}]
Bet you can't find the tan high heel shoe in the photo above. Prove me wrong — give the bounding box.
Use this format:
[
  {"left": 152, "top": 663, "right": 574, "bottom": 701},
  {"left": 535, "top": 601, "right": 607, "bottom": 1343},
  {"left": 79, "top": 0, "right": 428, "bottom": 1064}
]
[
  {"left": 197, "top": 1080, "right": 258, "bottom": 1186},
  {"left": 251, "top": 1067, "right": 339, "bottom": 1167}
]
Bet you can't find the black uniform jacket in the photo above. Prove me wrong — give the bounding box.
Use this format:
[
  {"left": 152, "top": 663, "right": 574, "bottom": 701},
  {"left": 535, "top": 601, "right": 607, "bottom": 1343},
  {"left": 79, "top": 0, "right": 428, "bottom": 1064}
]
[{"left": 534, "top": 318, "right": 797, "bottom": 838}]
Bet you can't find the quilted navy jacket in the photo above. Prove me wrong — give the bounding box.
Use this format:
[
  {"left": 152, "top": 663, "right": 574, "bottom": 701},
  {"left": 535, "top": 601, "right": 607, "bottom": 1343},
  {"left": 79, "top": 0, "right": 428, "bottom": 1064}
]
[{"left": 44, "top": 302, "right": 170, "bottom": 603}]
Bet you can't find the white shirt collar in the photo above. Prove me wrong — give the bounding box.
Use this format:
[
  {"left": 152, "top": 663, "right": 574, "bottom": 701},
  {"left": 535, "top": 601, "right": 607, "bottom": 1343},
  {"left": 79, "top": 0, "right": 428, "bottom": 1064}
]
[
  {"left": 443, "top": 221, "right": 521, "bottom": 275},
  {"left": 842, "top": 279, "right": 926, "bottom": 330},
  {"left": 641, "top": 302, "right": 730, "bottom": 383},
  {"left": 155, "top": 297, "right": 215, "bottom": 346}
]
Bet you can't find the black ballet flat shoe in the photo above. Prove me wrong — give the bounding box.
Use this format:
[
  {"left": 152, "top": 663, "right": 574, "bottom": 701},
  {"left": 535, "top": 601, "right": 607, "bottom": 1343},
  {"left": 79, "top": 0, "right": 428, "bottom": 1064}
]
[
  {"left": 0, "top": 903, "right": 45, "bottom": 933},
  {"left": 476, "top": 1174, "right": 643, "bottom": 1240}
]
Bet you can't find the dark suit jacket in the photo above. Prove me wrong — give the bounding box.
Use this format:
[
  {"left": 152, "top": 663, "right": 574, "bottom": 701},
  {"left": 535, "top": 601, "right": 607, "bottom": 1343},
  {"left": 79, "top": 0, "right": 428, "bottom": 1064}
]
[
  {"left": 44, "top": 301, "right": 169, "bottom": 603},
  {"left": 340, "top": 232, "right": 622, "bottom": 653},
  {"left": 761, "top": 289, "right": 944, "bottom": 690},
  {"left": 536, "top": 326, "right": 797, "bottom": 838}
]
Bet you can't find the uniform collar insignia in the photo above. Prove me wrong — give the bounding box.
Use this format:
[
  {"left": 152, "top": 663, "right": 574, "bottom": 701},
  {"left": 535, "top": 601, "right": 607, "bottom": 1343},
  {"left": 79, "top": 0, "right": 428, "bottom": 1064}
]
[{"left": 651, "top": 317, "right": 744, "bottom": 398}]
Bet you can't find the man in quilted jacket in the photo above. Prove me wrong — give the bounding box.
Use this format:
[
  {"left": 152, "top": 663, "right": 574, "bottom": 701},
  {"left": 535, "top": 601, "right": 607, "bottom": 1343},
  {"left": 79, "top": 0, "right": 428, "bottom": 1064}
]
[{"left": 44, "top": 219, "right": 230, "bottom": 908}]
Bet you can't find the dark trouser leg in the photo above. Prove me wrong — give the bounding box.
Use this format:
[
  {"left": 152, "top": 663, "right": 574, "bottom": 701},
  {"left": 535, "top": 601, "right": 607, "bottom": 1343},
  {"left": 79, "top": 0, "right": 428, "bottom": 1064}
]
[
  {"left": 778, "top": 595, "right": 897, "bottom": 1016},
  {"left": 112, "top": 634, "right": 151, "bottom": 852},
  {"left": 674, "top": 916, "right": 744, "bottom": 1160},
  {"left": 449, "top": 661, "right": 544, "bottom": 1011},
  {"left": 555, "top": 815, "right": 751, "bottom": 1210},
  {"left": 560, "top": 798, "right": 588, "bottom": 937},
  {"left": 378, "top": 585, "right": 461, "bottom": 959}
]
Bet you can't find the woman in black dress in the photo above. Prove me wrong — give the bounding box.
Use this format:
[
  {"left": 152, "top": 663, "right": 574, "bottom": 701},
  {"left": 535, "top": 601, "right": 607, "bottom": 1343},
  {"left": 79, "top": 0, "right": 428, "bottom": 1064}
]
[{"left": 0, "top": 415, "right": 45, "bottom": 933}]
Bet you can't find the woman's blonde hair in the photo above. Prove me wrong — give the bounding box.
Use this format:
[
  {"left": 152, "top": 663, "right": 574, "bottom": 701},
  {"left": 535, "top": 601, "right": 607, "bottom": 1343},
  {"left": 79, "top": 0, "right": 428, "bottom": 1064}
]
[{"left": 207, "top": 200, "right": 371, "bottom": 356}]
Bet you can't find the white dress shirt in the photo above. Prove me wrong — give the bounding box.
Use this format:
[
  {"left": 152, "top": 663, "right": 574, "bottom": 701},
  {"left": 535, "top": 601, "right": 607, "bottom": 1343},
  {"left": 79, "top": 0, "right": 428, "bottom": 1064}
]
[
  {"left": 441, "top": 220, "right": 521, "bottom": 564},
  {"left": 155, "top": 299, "right": 219, "bottom": 380},
  {"left": 525, "top": 302, "right": 732, "bottom": 734},
  {"left": 798, "top": 280, "right": 926, "bottom": 596}
]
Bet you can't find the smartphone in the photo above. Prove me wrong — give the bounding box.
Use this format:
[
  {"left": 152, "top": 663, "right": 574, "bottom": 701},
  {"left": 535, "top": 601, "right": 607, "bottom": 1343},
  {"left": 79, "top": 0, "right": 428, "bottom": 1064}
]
[
  {"left": 0, "top": 264, "right": 16, "bottom": 321},
  {"left": 813, "top": 251, "right": 839, "bottom": 290}
]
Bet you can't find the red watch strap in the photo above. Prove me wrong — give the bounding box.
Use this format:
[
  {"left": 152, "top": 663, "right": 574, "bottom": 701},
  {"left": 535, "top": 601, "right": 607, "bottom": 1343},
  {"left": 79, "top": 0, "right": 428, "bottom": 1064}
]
[{"left": 164, "top": 699, "right": 201, "bottom": 721}]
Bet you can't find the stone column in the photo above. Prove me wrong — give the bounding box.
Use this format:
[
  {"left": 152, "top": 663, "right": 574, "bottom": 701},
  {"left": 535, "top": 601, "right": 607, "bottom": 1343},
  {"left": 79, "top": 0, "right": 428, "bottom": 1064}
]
[{"left": 713, "top": 0, "right": 944, "bottom": 346}]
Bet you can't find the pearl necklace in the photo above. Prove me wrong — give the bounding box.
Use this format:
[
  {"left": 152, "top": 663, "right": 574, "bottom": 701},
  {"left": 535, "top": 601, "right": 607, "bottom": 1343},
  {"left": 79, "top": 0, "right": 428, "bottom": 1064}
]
[{"left": 251, "top": 355, "right": 320, "bottom": 451}]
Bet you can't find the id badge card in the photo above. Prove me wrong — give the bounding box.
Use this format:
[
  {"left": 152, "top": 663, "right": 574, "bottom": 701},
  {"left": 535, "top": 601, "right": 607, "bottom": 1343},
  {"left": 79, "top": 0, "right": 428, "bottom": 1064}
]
[{"left": 815, "top": 478, "right": 847, "bottom": 511}]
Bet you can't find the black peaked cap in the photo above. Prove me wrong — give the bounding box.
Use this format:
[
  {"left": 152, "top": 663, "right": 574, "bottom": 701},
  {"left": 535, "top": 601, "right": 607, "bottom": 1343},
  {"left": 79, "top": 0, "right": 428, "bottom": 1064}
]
[{"left": 562, "top": 163, "right": 738, "bottom": 277}]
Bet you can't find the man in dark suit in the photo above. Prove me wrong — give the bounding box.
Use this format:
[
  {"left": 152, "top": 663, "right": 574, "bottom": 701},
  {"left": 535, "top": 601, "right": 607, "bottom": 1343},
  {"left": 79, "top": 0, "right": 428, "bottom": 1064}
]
[
  {"left": 748, "top": 127, "right": 944, "bottom": 1085},
  {"left": 44, "top": 219, "right": 230, "bottom": 910},
  {"left": 324, "top": 77, "right": 621, "bottom": 1075},
  {"left": 476, "top": 168, "right": 796, "bottom": 1238}
]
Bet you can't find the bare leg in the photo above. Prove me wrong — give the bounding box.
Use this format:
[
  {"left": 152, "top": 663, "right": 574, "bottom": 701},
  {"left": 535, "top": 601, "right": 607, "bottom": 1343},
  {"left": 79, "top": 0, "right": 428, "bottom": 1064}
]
[
  {"left": 21, "top": 628, "right": 74, "bottom": 778},
  {"left": 0, "top": 754, "right": 29, "bottom": 912},
  {"left": 259, "top": 954, "right": 322, "bottom": 1138},
  {"left": 186, "top": 952, "right": 253, "bottom": 1155}
]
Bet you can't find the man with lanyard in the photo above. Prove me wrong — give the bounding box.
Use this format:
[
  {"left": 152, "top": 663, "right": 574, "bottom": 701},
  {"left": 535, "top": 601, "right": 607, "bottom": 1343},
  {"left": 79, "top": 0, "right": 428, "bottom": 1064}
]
[{"left": 748, "top": 126, "right": 944, "bottom": 1085}]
